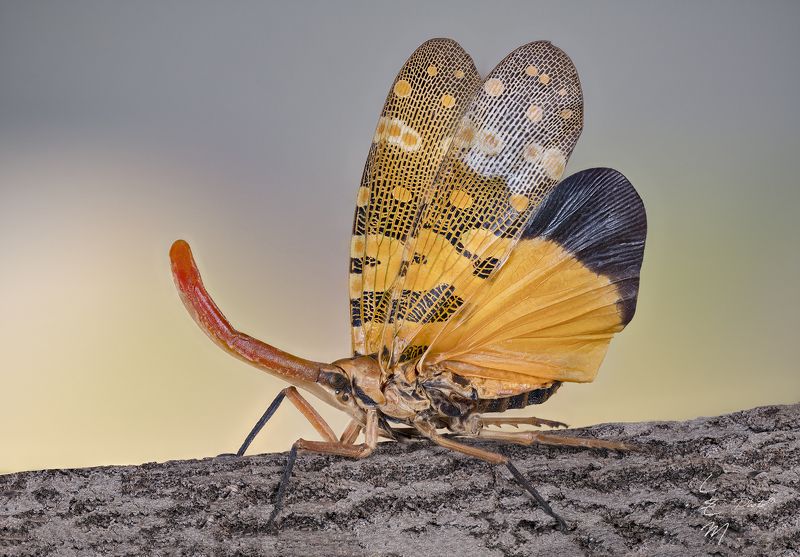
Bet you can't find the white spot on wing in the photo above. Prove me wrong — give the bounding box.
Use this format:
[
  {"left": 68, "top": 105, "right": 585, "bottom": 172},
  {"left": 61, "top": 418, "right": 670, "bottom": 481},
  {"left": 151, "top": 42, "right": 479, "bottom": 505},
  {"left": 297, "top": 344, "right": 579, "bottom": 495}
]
[
  {"left": 541, "top": 148, "right": 566, "bottom": 180},
  {"left": 483, "top": 78, "right": 505, "bottom": 97},
  {"left": 475, "top": 129, "right": 504, "bottom": 156}
]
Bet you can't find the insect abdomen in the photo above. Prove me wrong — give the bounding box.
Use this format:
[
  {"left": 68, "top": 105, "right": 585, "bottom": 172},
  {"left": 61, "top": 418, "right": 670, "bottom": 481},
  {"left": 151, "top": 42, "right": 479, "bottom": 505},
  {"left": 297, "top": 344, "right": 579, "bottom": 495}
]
[{"left": 478, "top": 382, "right": 561, "bottom": 413}]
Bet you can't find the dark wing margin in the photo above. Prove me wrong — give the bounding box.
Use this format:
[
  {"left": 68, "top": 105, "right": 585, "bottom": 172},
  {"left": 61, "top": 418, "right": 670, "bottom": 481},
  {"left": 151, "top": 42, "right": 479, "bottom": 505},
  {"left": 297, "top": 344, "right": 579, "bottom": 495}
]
[
  {"left": 522, "top": 167, "right": 646, "bottom": 324},
  {"left": 425, "top": 167, "right": 646, "bottom": 390}
]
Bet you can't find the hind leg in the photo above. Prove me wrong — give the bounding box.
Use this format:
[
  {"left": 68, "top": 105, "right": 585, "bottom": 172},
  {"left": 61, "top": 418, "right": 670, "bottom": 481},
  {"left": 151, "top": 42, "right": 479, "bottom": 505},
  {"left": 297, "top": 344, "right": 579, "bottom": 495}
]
[
  {"left": 480, "top": 416, "right": 569, "bottom": 429},
  {"left": 474, "top": 428, "right": 635, "bottom": 451},
  {"left": 414, "top": 421, "right": 567, "bottom": 531}
]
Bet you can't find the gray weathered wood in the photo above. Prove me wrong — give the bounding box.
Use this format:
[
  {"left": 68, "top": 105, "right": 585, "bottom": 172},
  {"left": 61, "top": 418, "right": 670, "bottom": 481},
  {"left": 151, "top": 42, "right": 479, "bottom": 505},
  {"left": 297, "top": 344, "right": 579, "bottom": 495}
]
[{"left": 2, "top": 404, "right": 798, "bottom": 556}]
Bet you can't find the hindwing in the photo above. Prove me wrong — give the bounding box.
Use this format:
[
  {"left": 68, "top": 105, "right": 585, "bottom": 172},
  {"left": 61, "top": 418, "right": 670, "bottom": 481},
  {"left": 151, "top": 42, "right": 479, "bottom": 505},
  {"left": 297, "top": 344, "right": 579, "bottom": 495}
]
[{"left": 424, "top": 168, "right": 647, "bottom": 397}]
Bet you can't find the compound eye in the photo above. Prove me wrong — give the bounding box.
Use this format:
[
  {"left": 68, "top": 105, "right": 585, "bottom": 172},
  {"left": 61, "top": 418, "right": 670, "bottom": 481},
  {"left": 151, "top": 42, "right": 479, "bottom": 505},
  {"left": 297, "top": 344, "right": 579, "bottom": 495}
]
[{"left": 328, "top": 372, "right": 348, "bottom": 393}]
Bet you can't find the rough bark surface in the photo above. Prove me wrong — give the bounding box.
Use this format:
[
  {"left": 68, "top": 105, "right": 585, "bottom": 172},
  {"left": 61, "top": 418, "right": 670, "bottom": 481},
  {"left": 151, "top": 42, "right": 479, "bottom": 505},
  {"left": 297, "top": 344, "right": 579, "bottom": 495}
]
[{"left": 2, "top": 404, "right": 798, "bottom": 557}]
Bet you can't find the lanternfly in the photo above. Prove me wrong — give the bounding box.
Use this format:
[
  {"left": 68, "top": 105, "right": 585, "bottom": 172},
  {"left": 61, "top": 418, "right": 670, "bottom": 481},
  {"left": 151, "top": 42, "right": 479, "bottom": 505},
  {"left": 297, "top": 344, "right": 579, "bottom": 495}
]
[{"left": 170, "top": 39, "right": 647, "bottom": 530}]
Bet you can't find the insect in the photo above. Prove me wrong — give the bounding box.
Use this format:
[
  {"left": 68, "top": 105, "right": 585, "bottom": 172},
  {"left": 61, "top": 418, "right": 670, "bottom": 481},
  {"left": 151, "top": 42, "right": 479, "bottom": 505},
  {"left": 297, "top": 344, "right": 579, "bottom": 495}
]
[{"left": 170, "top": 39, "right": 646, "bottom": 530}]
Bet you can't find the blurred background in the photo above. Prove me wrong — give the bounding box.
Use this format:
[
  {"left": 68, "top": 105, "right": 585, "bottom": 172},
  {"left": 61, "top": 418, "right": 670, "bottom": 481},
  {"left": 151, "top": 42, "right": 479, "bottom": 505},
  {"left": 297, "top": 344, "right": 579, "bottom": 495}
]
[{"left": 1, "top": 1, "right": 798, "bottom": 474}]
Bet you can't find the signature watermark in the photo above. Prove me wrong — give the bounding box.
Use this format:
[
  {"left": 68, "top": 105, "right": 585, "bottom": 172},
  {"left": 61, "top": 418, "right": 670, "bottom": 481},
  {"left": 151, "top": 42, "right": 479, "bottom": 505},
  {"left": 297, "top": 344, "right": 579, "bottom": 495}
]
[{"left": 688, "top": 473, "right": 774, "bottom": 546}]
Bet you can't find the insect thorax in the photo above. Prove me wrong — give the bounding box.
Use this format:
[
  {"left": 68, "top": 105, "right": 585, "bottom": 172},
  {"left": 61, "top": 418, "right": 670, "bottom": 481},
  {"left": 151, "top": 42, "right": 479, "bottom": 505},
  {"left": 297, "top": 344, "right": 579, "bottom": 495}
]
[{"left": 333, "top": 355, "right": 559, "bottom": 433}]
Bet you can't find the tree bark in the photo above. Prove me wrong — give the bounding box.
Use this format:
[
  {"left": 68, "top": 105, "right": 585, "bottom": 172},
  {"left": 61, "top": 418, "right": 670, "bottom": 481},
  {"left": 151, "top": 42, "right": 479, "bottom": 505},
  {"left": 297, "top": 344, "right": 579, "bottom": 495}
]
[{"left": 2, "top": 404, "right": 798, "bottom": 556}]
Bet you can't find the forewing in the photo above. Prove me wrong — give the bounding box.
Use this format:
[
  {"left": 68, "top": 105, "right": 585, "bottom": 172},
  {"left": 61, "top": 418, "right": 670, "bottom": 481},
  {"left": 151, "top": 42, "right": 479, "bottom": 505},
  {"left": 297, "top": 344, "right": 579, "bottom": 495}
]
[
  {"left": 382, "top": 41, "right": 584, "bottom": 370},
  {"left": 350, "top": 39, "right": 480, "bottom": 357},
  {"left": 424, "top": 168, "right": 647, "bottom": 395}
]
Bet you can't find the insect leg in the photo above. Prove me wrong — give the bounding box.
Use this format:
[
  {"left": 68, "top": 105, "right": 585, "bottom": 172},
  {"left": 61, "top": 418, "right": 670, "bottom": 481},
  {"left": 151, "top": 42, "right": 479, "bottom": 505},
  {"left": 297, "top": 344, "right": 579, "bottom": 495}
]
[
  {"left": 383, "top": 427, "right": 424, "bottom": 441},
  {"left": 339, "top": 419, "right": 363, "bottom": 444},
  {"left": 505, "top": 461, "right": 568, "bottom": 532},
  {"left": 480, "top": 416, "right": 569, "bottom": 429},
  {"left": 376, "top": 415, "right": 426, "bottom": 441},
  {"left": 237, "top": 386, "right": 337, "bottom": 456},
  {"left": 475, "top": 429, "right": 634, "bottom": 451},
  {"left": 417, "top": 424, "right": 567, "bottom": 530},
  {"left": 236, "top": 389, "right": 286, "bottom": 456},
  {"left": 293, "top": 408, "right": 378, "bottom": 457},
  {"left": 267, "top": 410, "right": 378, "bottom": 529},
  {"left": 341, "top": 417, "right": 408, "bottom": 443},
  {"left": 423, "top": 429, "right": 508, "bottom": 464},
  {"left": 267, "top": 443, "right": 298, "bottom": 528}
]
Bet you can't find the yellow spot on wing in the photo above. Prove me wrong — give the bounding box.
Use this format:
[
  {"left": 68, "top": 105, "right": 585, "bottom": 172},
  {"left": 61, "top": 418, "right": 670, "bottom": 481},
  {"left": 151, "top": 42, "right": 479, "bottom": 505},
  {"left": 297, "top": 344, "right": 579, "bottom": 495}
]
[
  {"left": 356, "top": 187, "right": 370, "bottom": 207},
  {"left": 483, "top": 78, "right": 505, "bottom": 97},
  {"left": 349, "top": 274, "right": 361, "bottom": 298},
  {"left": 476, "top": 129, "right": 504, "bottom": 156},
  {"left": 525, "top": 104, "right": 543, "bottom": 123},
  {"left": 454, "top": 69, "right": 465, "bottom": 79},
  {"left": 509, "top": 194, "right": 530, "bottom": 212},
  {"left": 522, "top": 142, "right": 543, "bottom": 163},
  {"left": 374, "top": 116, "right": 421, "bottom": 152},
  {"left": 351, "top": 235, "right": 366, "bottom": 256},
  {"left": 402, "top": 131, "right": 419, "bottom": 148},
  {"left": 453, "top": 122, "right": 477, "bottom": 149},
  {"left": 525, "top": 65, "right": 539, "bottom": 77},
  {"left": 441, "top": 94, "right": 456, "bottom": 108},
  {"left": 560, "top": 109, "right": 574, "bottom": 119},
  {"left": 449, "top": 189, "right": 473, "bottom": 209},
  {"left": 392, "top": 186, "right": 413, "bottom": 202},
  {"left": 375, "top": 119, "right": 387, "bottom": 141},
  {"left": 393, "top": 79, "right": 412, "bottom": 98},
  {"left": 539, "top": 73, "right": 551, "bottom": 85},
  {"left": 427, "top": 65, "right": 438, "bottom": 76}
]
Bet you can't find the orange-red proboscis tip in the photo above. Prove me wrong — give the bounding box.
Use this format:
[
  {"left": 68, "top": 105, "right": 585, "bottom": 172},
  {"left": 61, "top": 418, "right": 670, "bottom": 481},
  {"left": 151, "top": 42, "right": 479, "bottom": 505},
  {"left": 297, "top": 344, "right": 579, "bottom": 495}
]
[{"left": 168, "top": 239, "right": 322, "bottom": 385}]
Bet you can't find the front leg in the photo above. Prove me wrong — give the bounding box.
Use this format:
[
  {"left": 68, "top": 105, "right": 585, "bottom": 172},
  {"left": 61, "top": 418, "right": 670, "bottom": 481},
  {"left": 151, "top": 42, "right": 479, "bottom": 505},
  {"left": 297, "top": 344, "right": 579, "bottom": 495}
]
[
  {"left": 237, "top": 385, "right": 338, "bottom": 456},
  {"left": 267, "top": 409, "right": 379, "bottom": 528},
  {"left": 295, "top": 408, "right": 378, "bottom": 458}
]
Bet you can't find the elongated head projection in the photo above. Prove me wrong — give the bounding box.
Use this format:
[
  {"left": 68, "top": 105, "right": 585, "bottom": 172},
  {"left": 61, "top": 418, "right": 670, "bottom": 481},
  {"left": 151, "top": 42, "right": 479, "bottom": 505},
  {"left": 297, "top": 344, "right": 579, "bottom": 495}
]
[{"left": 170, "top": 38, "right": 647, "bottom": 531}]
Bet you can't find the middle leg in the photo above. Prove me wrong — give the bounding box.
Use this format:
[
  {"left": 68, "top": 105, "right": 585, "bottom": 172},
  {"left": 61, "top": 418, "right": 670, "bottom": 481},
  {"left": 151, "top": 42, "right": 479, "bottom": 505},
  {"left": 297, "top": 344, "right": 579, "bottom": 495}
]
[
  {"left": 415, "top": 422, "right": 568, "bottom": 531},
  {"left": 237, "top": 385, "right": 338, "bottom": 456}
]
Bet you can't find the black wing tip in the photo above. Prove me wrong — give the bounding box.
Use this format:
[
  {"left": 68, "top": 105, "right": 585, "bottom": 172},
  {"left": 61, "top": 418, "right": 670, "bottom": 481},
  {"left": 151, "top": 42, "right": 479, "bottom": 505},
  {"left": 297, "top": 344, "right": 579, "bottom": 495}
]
[
  {"left": 523, "top": 167, "right": 647, "bottom": 326},
  {"left": 578, "top": 167, "right": 648, "bottom": 235}
]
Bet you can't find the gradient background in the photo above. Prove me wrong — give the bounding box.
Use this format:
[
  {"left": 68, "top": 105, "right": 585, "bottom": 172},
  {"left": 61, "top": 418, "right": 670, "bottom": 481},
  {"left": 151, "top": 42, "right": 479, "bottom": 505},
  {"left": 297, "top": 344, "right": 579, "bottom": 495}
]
[{"left": 1, "top": 1, "right": 798, "bottom": 474}]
